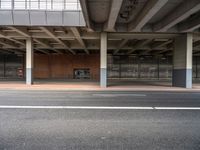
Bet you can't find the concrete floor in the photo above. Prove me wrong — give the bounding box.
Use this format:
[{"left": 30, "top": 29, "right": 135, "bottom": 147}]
[{"left": 0, "top": 79, "right": 200, "bottom": 91}]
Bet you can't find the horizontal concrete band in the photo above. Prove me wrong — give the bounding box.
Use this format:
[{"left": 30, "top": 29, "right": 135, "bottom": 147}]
[
  {"left": 172, "top": 69, "right": 192, "bottom": 88},
  {"left": 0, "top": 10, "right": 85, "bottom": 26},
  {"left": 100, "top": 68, "right": 107, "bottom": 88},
  {"left": 26, "top": 68, "right": 33, "bottom": 85}
]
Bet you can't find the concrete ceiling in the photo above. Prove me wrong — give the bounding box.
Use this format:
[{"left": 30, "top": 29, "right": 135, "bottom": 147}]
[
  {"left": 81, "top": 0, "right": 200, "bottom": 32},
  {"left": 88, "top": 0, "right": 111, "bottom": 23},
  {"left": 1, "top": 1, "right": 200, "bottom": 55},
  {"left": 0, "top": 26, "right": 200, "bottom": 56}
]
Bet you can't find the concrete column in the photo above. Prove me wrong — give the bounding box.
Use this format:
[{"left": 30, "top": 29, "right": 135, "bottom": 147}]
[
  {"left": 26, "top": 38, "right": 34, "bottom": 85},
  {"left": 173, "top": 33, "right": 193, "bottom": 88},
  {"left": 100, "top": 32, "right": 107, "bottom": 88}
]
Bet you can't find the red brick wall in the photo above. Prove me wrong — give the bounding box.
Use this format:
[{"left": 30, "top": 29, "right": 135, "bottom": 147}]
[{"left": 34, "top": 54, "right": 100, "bottom": 79}]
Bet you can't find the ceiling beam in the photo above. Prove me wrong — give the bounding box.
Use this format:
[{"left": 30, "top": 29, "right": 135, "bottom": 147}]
[
  {"left": 155, "top": 49, "right": 171, "bottom": 55},
  {"left": 2, "top": 31, "right": 100, "bottom": 40},
  {"left": 154, "top": 0, "right": 200, "bottom": 32},
  {"left": 34, "top": 39, "right": 62, "bottom": 54},
  {"left": 178, "top": 14, "right": 200, "bottom": 32},
  {"left": 127, "top": 39, "right": 152, "bottom": 54},
  {"left": 39, "top": 27, "right": 75, "bottom": 55},
  {"left": 113, "top": 39, "right": 129, "bottom": 54},
  {"left": 0, "top": 49, "right": 14, "bottom": 54},
  {"left": 70, "top": 27, "right": 89, "bottom": 54},
  {"left": 139, "top": 50, "right": 153, "bottom": 55},
  {"left": 0, "top": 39, "right": 19, "bottom": 49},
  {"left": 104, "top": 0, "right": 123, "bottom": 31},
  {"left": 80, "top": 0, "right": 93, "bottom": 30},
  {"left": 35, "top": 44, "right": 172, "bottom": 51},
  {"left": 8, "top": 27, "right": 30, "bottom": 37},
  {"left": 0, "top": 30, "right": 25, "bottom": 46},
  {"left": 108, "top": 33, "right": 179, "bottom": 39},
  {"left": 128, "top": 0, "right": 168, "bottom": 32},
  {"left": 34, "top": 48, "right": 50, "bottom": 55},
  {"left": 151, "top": 40, "right": 173, "bottom": 49},
  {"left": 193, "top": 40, "right": 200, "bottom": 48},
  {"left": 0, "top": 47, "right": 24, "bottom": 54}
]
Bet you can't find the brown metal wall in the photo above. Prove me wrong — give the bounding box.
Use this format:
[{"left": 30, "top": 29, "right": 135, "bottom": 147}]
[{"left": 34, "top": 54, "right": 100, "bottom": 79}]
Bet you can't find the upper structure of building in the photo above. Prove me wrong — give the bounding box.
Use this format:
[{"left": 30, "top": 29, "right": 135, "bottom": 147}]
[{"left": 0, "top": 0, "right": 199, "bottom": 33}]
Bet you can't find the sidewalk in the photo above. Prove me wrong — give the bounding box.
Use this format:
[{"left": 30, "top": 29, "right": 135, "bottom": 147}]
[{"left": 0, "top": 79, "right": 200, "bottom": 92}]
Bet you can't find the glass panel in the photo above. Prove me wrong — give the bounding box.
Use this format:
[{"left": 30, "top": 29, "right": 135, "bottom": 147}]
[
  {"left": 120, "top": 56, "right": 138, "bottom": 78},
  {"left": 40, "top": 0, "right": 47, "bottom": 9},
  {"left": 159, "top": 56, "right": 172, "bottom": 78},
  {"left": 0, "top": 0, "right": 81, "bottom": 10},
  {"left": 30, "top": 0, "right": 39, "bottom": 9},
  {"left": 128, "top": 56, "right": 139, "bottom": 78},
  {"left": 108, "top": 56, "right": 120, "bottom": 78},
  {"left": 1, "top": 0, "right": 12, "bottom": 9},
  {"left": 53, "top": 0, "right": 63, "bottom": 10},
  {"left": 14, "top": 0, "right": 26, "bottom": 9},
  {"left": 46, "top": 0, "right": 52, "bottom": 9},
  {"left": 77, "top": 2, "right": 81, "bottom": 10},
  {"left": 108, "top": 64, "right": 120, "bottom": 78},
  {"left": 140, "top": 56, "right": 158, "bottom": 79},
  {"left": 108, "top": 55, "right": 174, "bottom": 79},
  {"left": 65, "top": 0, "right": 78, "bottom": 10}
]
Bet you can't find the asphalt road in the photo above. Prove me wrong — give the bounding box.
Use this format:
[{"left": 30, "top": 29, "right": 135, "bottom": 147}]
[{"left": 0, "top": 90, "right": 200, "bottom": 150}]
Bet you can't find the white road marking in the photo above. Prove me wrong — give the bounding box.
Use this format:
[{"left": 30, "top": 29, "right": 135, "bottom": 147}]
[
  {"left": 92, "top": 94, "right": 146, "bottom": 97},
  {"left": 0, "top": 105, "right": 200, "bottom": 110},
  {"left": 155, "top": 107, "right": 200, "bottom": 110}
]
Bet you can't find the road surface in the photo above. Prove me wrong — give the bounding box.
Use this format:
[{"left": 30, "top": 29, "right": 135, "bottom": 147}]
[{"left": 0, "top": 90, "right": 200, "bottom": 150}]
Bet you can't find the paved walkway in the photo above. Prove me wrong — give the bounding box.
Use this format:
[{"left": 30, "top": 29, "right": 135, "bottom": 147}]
[{"left": 0, "top": 79, "right": 200, "bottom": 91}]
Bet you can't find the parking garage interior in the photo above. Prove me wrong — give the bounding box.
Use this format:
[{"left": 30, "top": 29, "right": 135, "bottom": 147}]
[{"left": 0, "top": 26, "right": 200, "bottom": 88}]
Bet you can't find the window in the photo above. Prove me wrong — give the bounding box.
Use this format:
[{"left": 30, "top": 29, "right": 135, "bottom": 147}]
[
  {"left": 0, "top": 0, "right": 81, "bottom": 10},
  {"left": 14, "top": 0, "right": 26, "bottom": 9},
  {"left": 1, "top": 0, "right": 12, "bottom": 9}
]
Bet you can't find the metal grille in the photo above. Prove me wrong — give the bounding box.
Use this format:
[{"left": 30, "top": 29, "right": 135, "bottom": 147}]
[{"left": 108, "top": 55, "right": 173, "bottom": 79}]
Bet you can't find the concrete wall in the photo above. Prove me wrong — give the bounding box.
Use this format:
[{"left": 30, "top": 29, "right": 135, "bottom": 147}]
[
  {"left": 0, "top": 10, "right": 85, "bottom": 26},
  {"left": 34, "top": 54, "right": 100, "bottom": 79}
]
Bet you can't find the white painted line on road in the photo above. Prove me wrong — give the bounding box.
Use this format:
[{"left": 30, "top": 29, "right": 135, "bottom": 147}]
[
  {"left": 0, "top": 105, "right": 200, "bottom": 110},
  {"left": 0, "top": 105, "right": 152, "bottom": 109},
  {"left": 93, "top": 94, "right": 146, "bottom": 97},
  {"left": 155, "top": 107, "right": 200, "bottom": 110}
]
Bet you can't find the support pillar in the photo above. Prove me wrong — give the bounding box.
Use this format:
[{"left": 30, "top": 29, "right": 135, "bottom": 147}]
[
  {"left": 26, "top": 38, "right": 34, "bottom": 85},
  {"left": 100, "top": 32, "right": 107, "bottom": 88},
  {"left": 173, "top": 33, "right": 193, "bottom": 88}
]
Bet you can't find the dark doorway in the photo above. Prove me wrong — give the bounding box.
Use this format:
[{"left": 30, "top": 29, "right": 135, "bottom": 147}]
[{"left": 74, "top": 69, "right": 90, "bottom": 79}]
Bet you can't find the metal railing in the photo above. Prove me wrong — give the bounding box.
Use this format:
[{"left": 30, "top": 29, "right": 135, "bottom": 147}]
[{"left": 0, "top": 0, "right": 81, "bottom": 10}]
